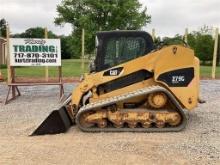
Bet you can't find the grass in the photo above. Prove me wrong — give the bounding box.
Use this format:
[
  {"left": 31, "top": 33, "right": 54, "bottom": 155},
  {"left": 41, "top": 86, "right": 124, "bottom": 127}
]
[
  {"left": 200, "top": 66, "right": 220, "bottom": 78},
  {"left": 0, "top": 59, "right": 220, "bottom": 80},
  {"left": 0, "top": 59, "right": 89, "bottom": 79}
]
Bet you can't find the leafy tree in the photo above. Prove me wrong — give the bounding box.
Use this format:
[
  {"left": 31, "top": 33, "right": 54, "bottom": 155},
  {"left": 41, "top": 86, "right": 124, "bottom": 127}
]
[
  {"left": 12, "top": 27, "right": 57, "bottom": 38},
  {"left": 187, "top": 33, "right": 196, "bottom": 49},
  {"left": 60, "top": 35, "right": 76, "bottom": 59},
  {"left": 195, "top": 34, "right": 214, "bottom": 62},
  {"left": 186, "top": 26, "right": 214, "bottom": 63},
  {"left": 55, "top": 0, "right": 151, "bottom": 58},
  {"left": 188, "top": 31, "right": 214, "bottom": 63},
  {"left": 156, "top": 27, "right": 215, "bottom": 64},
  {"left": 0, "top": 18, "right": 7, "bottom": 37},
  {"left": 162, "top": 34, "right": 185, "bottom": 45}
]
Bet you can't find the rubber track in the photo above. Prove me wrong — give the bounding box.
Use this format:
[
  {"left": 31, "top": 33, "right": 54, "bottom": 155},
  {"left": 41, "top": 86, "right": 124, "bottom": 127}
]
[{"left": 75, "top": 85, "right": 187, "bottom": 132}]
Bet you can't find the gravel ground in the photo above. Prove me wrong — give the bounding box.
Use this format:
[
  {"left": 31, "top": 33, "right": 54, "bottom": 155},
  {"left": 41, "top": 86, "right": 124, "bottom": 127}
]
[{"left": 0, "top": 80, "right": 220, "bottom": 165}]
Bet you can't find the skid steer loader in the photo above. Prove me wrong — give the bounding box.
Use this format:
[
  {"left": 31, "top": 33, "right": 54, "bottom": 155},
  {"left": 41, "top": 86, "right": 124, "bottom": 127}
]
[{"left": 32, "top": 30, "right": 200, "bottom": 135}]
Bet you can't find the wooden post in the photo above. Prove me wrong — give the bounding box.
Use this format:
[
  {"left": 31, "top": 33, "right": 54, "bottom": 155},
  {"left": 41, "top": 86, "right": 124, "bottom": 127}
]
[
  {"left": 0, "top": 40, "right": 3, "bottom": 80},
  {"left": 6, "top": 24, "right": 12, "bottom": 84},
  {"left": 6, "top": 24, "right": 16, "bottom": 98},
  {"left": 218, "top": 35, "right": 220, "bottom": 65},
  {"left": 81, "top": 28, "right": 85, "bottom": 72},
  {"left": 212, "top": 28, "right": 219, "bottom": 79},
  {"left": 184, "top": 28, "right": 188, "bottom": 44},
  {"left": 44, "top": 28, "right": 49, "bottom": 82},
  {"left": 152, "top": 28, "right": 156, "bottom": 42}
]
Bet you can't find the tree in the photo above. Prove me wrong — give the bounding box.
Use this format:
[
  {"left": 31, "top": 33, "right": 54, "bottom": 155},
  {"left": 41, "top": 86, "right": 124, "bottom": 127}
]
[
  {"left": 12, "top": 27, "right": 57, "bottom": 38},
  {"left": 162, "top": 34, "right": 184, "bottom": 45},
  {"left": 155, "top": 26, "right": 214, "bottom": 64},
  {"left": 188, "top": 31, "right": 214, "bottom": 63},
  {"left": 0, "top": 18, "right": 7, "bottom": 37},
  {"left": 60, "top": 36, "right": 76, "bottom": 59},
  {"left": 194, "top": 34, "right": 214, "bottom": 62},
  {"left": 55, "top": 0, "right": 151, "bottom": 58}
]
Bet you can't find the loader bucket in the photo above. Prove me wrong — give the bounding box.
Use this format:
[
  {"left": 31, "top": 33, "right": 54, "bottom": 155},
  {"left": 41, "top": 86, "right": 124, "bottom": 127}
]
[{"left": 31, "top": 107, "right": 73, "bottom": 136}]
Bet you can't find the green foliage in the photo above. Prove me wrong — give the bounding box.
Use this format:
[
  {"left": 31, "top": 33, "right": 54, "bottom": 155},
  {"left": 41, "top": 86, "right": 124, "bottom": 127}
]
[
  {"left": 162, "top": 34, "right": 185, "bottom": 45},
  {"left": 55, "top": 0, "right": 151, "bottom": 58},
  {"left": 0, "top": 64, "right": 7, "bottom": 69},
  {"left": 188, "top": 32, "right": 214, "bottom": 62},
  {"left": 12, "top": 27, "right": 57, "bottom": 38},
  {"left": 60, "top": 36, "right": 76, "bottom": 59},
  {"left": 0, "top": 18, "right": 7, "bottom": 37},
  {"left": 157, "top": 26, "right": 215, "bottom": 63}
]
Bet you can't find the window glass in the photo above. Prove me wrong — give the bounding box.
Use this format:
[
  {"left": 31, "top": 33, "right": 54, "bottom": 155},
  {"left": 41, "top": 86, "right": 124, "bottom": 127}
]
[{"left": 104, "top": 37, "right": 146, "bottom": 67}]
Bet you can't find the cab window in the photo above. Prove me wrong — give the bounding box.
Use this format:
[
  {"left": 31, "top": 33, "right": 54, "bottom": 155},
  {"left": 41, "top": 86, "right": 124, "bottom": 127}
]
[{"left": 104, "top": 37, "right": 146, "bottom": 68}]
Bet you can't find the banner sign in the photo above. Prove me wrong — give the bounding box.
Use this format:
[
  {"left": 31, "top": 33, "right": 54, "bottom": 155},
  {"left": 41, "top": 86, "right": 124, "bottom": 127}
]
[{"left": 9, "top": 38, "right": 61, "bottom": 66}]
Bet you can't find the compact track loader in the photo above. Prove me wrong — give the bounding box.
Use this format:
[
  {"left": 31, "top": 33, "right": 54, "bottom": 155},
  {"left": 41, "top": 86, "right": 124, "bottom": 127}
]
[{"left": 32, "top": 31, "right": 200, "bottom": 135}]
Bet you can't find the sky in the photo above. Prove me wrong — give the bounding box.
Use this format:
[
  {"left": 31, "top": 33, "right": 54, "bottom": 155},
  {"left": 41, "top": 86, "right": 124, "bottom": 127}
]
[{"left": 0, "top": 0, "right": 220, "bottom": 37}]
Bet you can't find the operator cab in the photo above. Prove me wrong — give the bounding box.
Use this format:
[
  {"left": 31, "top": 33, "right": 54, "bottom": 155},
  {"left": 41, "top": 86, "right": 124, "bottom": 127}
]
[{"left": 93, "top": 31, "right": 154, "bottom": 72}]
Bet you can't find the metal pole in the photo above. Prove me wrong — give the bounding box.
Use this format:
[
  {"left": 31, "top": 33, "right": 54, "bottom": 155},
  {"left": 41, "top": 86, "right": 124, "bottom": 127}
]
[
  {"left": 44, "top": 28, "right": 49, "bottom": 82},
  {"left": 81, "top": 28, "right": 85, "bottom": 72}
]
